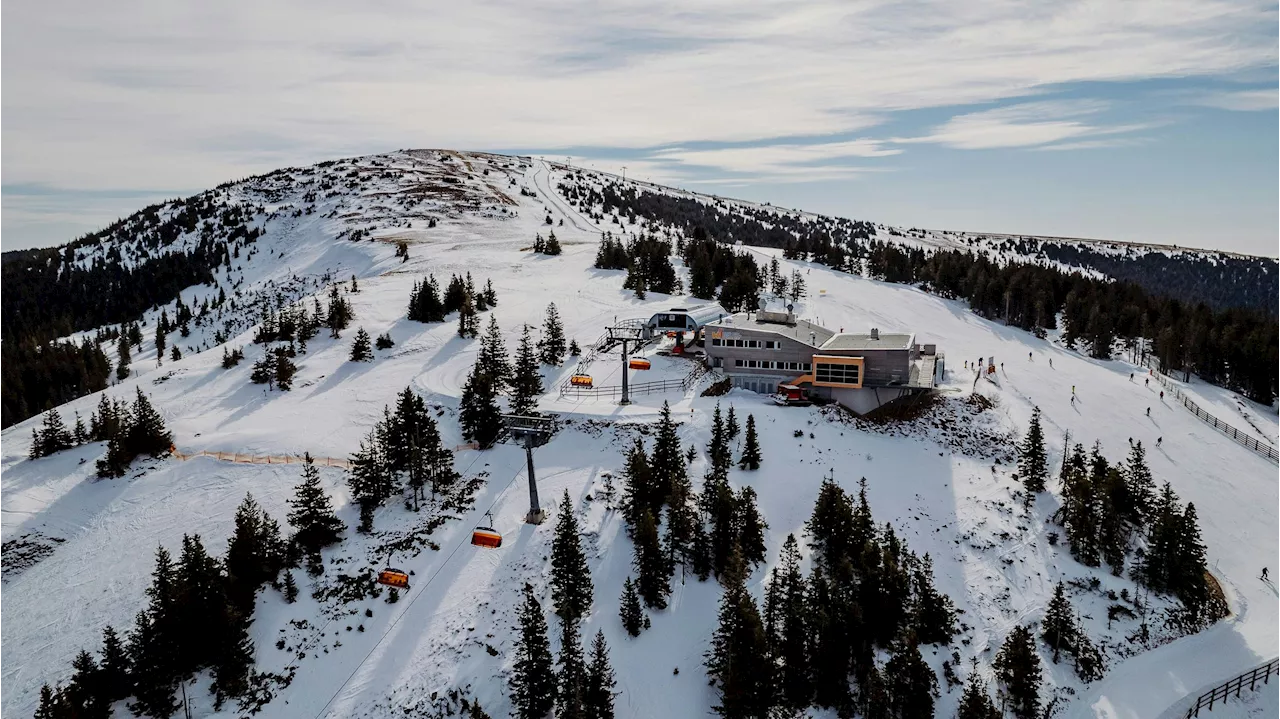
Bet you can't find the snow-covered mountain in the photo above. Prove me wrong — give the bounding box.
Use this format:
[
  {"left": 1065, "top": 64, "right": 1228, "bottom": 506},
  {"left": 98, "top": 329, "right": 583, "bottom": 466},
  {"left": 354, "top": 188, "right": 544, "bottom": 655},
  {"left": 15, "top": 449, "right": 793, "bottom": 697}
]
[{"left": 3, "top": 151, "right": 1277, "bottom": 719}]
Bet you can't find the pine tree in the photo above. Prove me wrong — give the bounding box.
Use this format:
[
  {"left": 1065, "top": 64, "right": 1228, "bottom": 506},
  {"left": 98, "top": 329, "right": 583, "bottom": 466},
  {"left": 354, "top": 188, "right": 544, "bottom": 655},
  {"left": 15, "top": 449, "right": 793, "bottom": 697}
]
[
  {"left": 99, "top": 624, "right": 132, "bottom": 702},
  {"left": 477, "top": 315, "right": 510, "bottom": 391},
  {"left": 34, "top": 684, "right": 60, "bottom": 719},
  {"left": 348, "top": 438, "right": 388, "bottom": 532},
  {"left": 1140, "top": 482, "right": 1182, "bottom": 593},
  {"left": 770, "top": 535, "right": 810, "bottom": 711},
  {"left": 569, "top": 339, "right": 581, "bottom": 357},
  {"left": 725, "top": 405, "right": 739, "bottom": 440},
  {"left": 128, "top": 387, "right": 172, "bottom": 458},
  {"left": 994, "top": 624, "right": 1041, "bottom": 719},
  {"left": 620, "top": 438, "right": 655, "bottom": 531},
  {"left": 350, "top": 327, "right": 373, "bottom": 361},
  {"left": 327, "top": 287, "right": 352, "bottom": 337},
  {"left": 224, "top": 493, "right": 285, "bottom": 612},
  {"left": 118, "top": 333, "right": 132, "bottom": 379},
  {"left": 619, "top": 577, "right": 645, "bottom": 637},
  {"left": 539, "top": 304, "right": 567, "bottom": 365},
  {"left": 544, "top": 230, "right": 562, "bottom": 255},
  {"left": 1124, "top": 441, "right": 1156, "bottom": 526},
  {"left": 511, "top": 585, "right": 558, "bottom": 719},
  {"left": 551, "top": 490, "right": 594, "bottom": 621},
  {"left": 1041, "top": 582, "right": 1077, "bottom": 662},
  {"left": 129, "top": 548, "right": 181, "bottom": 719},
  {"left": 705, "top": 547, "right": 773, "bottom": 718},
  {"left": 956, "top": 664, "right": 1000, "bottom": 719},
  {"left": 788, "top": 270, "right": 805, "bottom": 302},
  {"left": 457, "top": 291, "right": 479, "bottom": 338},
  {"left": 649, "top": 401, "right": 685, "bottom": 507},
  {"left": 287, "top": 455, "right": 345, "bottom": 561},
  {"left": 1018, "top": 406, "right": 1048, "bottom": 495},
  {"left": 583, "top": 630, "right": 616, "bottom": 719},
  {"left": 556, "top": 613, "right": 587, "bottom": 719},
  {"left": 707, "top": 404, "right": 730, "bottom": 476},
  {"left": 65, "top": 649, "right": 107, "bottom": 719},
  {"left": 282, "top": 570, "right": 299, "bottom": 602},
  {"left": 459, "top": 361, "right": 502, "bottom": 448},
  {"left": 484, "top": 278, "right": 498, "bottom": 307},
  {"left": 706, "top": 475, "right": 739, "bottom": 578},
  {"left": 737, "top": 414, "right": 761, "bottom": 470},
  {"left": 633, "top": 509, "right": 671, "bottom": 609},
  {"left": 210, "top": 606, "right": 254, "bottom": 707},
  {"left": 884, "top": 634, "right": 937, "bottom": 718},
  {"left": 510, "top": 325, "right": 544, "bottom": 416},
  {"left": 170, "top": 346, "right": 182, "bottom": 362},
  {"left": 734, "top": 487, "right": 768, "bottom": 567},
  {"left": 911, "top": 552, "right": 958, "bottom": 645}
]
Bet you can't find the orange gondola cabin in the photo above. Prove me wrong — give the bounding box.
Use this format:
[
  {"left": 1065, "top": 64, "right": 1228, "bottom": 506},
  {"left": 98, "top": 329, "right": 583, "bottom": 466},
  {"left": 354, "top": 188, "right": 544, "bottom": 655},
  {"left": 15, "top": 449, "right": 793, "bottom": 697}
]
[
  {"left": 377, "top": 568, "right": 410, "bottom": 589},
  {"left": 472, "top": 526, "right": 502, "bottom": 549},
  {"left": 628, "top": 358, "right": 651, "bottom": 370},
  {"left": 570, "top": 375, "right": 594, "bottom": 387}
]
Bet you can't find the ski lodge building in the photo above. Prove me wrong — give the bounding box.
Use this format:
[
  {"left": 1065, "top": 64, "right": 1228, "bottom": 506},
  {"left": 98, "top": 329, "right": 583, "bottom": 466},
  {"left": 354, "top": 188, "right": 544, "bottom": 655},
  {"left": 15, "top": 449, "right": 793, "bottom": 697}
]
[{"left": 703, "top": 309, "right": 945, "bottom": 414}]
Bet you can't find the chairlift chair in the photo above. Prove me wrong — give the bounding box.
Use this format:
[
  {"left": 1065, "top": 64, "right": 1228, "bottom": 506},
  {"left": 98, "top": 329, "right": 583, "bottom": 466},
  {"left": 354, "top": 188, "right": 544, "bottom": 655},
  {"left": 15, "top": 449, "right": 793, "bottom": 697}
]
[{"left": 472, "top": 511, "right": 502, "bottom": 548}]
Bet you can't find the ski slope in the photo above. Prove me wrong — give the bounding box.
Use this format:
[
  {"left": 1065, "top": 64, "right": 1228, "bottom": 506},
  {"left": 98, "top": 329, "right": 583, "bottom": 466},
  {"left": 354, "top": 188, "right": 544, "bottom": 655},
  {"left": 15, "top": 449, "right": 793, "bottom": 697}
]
[{"left": 2, "top": 156, "right": 1276, "bottom": 719}]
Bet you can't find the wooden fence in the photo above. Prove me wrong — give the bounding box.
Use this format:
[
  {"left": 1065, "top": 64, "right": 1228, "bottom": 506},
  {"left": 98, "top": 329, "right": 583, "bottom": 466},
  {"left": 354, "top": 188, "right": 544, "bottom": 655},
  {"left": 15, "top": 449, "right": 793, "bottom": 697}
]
[
  {"left": 1146, "top": 369, "right": 1279, "bottom": 464},
  {"left": 170, "top": 447, "right": 353, "bottom": 470},
  {"left": 1183, "top": 657, "right": 1278, "bottom": 717}
]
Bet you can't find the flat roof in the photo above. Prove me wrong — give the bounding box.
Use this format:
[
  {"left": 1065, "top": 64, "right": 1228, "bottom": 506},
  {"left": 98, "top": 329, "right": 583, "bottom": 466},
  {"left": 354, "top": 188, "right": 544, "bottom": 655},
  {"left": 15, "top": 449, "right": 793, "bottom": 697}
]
[
  {"left": 706, "top": 312, "right": 835, "bottom": 347},
  {"left": 820, "top": 332, "right": 914, "bottom": 351}
]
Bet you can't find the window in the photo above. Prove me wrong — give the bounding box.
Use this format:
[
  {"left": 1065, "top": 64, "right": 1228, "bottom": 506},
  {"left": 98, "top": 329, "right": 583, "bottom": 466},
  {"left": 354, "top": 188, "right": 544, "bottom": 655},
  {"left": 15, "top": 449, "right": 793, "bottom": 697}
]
[
  {"left": 815, "top": 362, "right": 860, "bottom": 385},
  {"left": 735, "top": 359, "right": 744, "bottom": 367},
  {"left": 764, "top": 340, "right": 779, "bottom": 350},
  {"left": 711, "top": 338, "right": 722, "bottom": 346},
  {"left": 803, "top": 363, "right": 811, "bottom": 372}
]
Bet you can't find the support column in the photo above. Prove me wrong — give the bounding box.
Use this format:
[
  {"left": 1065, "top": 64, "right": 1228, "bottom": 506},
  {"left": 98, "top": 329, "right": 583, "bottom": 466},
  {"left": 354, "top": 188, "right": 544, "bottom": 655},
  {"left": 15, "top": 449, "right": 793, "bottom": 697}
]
[{"left": 524, "top": 438, "right": 545, "bottom": 524}]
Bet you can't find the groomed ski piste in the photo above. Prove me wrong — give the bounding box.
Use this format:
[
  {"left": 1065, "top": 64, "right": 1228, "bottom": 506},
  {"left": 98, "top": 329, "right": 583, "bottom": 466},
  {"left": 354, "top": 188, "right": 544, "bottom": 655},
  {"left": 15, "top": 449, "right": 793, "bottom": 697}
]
[{"left": 2, "top": 154, "right": 1276, "bottom": 719}]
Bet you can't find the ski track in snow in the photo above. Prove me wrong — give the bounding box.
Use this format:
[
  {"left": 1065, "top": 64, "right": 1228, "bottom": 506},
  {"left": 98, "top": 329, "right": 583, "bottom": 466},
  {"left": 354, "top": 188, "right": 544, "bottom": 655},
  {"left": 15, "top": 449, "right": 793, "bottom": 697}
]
[{"left": 2, "top": 156, "right": 1276, "bottom": 719}]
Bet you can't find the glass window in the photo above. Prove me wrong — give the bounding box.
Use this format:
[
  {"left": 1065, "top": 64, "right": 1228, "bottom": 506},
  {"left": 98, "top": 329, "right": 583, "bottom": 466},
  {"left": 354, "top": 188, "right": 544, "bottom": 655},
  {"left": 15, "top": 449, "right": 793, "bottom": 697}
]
[{"left": 735, "top": 359, "right": 743, "bottom": 367}]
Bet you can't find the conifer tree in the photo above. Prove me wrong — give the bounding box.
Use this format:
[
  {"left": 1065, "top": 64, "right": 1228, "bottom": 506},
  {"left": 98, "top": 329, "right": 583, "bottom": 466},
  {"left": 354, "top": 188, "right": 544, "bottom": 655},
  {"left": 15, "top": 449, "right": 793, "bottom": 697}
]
[
  {"left": 35, "top": 684, "right": 59, "bottom": 719},
  {"left": 664, "top": 458, "right": 700, "bottom": 578},
  {"left": 539, "top": 303, "right": 567, "bottom": 365},
  {"left": 633, "top": 509, "right": 671, "bottom": 609},
  {"left": 224, "top": 493, "right": 285, "bottom": 612},
  {"left": 1041, "top": 582, "right": 1077, "bottom": 662},
  {"left": 705, "top": 546, "right": 773, "bottom": 718},
  {"left": 770, "top": 535, "right": 810, "bottom": 711},
  {"left": 459, "top": 361, "right": 502, "bottom": 448},
  {"left": 737, "top": 414, "right": 761, "bottom": 470},
  {"left": 510, "top": 325, "right": 544, "bottom": 416},
  {"left": 956, "top": 664, "right": 1000, "bottom": 719},
  {"left": 707, "top": 404, "right": 730, "bottom": 476},
  {"left": 884, "top": 634, "right": 937, "bottom": 718},
  {"left": 569, "top": 339, "right": 581, "bottom": 357},
  {"left": 348, "top": 438, "right": 388, "bottom": 532},
  {"left": 994, "top": 625, "right": 1041, "bottom": 719},
  {"left": 511, "top": 585, "right": 558, "bottom": 719},
  {"left": 551, "top": 490, "right": 594, "bottom": 621},
  {"left": 457, "top": 291, "right": 479, "bottom": 338},
  {"left": 544, "top": 230, "right": 562, "bottom": 255},
  {"left": 170, "top": 346, "right": 182, "bottom": 362},
  {"left": 1124, "top": 441, "right": 1156, "bottom": 525},
  {"left": 327, "top": 287, "right": 352, "bottom": 337},
  {"left": 1140, "top": 482, "right": 1182, "bottom": 593},
  {"left": 65, "top": 649, "right": 107, "bottom": 719},
  {"left": 725, "top": 406, "right": 739, "bottom": 440},
  {"left": 649, "top": 401, "right": 685, "bottom": 506},
  {"left": 478, "top": 315, "right": 510, "bottom": 391},
  {"left": 620, "top": 438, "right": 655, "bottom": 532},
  {"left": 118, "top": 333, "right": 133, "bottom": 379},
  {"left": 583, "top": 630, "right": 616, "bottom": 719},
  {"left": 734, "top": 487, "right": 768, "bottom": 567},
  {"left": 99, "top": 624, "right": 132, "bottom": 702},
  {"left": 619, "top": 577, "right": 645, "bottom": 637},
  {"left": 556, "top": 613, "right": 587, "bottom": 719},
  {"left": 911, "top": 552, "right": 958, "bottom": 645},
  {"left": 283, "top": 570, "right": 299, "bottom": 603},
  {"left": 73, "top": 412, "right": 89, "bottom": 445},
  {"left": 484, "top": 278, "right": 498, "bottom": 307},
  {"left": 706, "top": 476, "right": 739, "bottom": 578},
  {"left": 210, "top": 606, "right": 254, "bottom": 707},
  {"left": 1018, "top": 406, "right": 1048, "bottom": 495},
  {"left": 129, "top": 548, "right": 181, "bottom": 719},
  {"left": 287, "top": 455, "right": 345, "bottom": 566},
  {"left": 350, "top": 327, "right": 373, "bottom": 361},
  {"left": 128, "top": 387, "right": 172, "bottom": 458}
]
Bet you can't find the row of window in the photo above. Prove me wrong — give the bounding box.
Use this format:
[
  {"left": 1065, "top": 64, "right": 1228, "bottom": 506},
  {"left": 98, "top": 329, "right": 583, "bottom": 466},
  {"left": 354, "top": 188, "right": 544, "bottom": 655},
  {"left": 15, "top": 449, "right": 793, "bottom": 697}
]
[
  {"left": 815, "top": 362, "right": 860, "bottom": 385},
  {"left": 711, "top": 338, "right": 781, "bottom": 349},
  {"left": 734, "top": 360, "right": 811, "bottom": 371}
]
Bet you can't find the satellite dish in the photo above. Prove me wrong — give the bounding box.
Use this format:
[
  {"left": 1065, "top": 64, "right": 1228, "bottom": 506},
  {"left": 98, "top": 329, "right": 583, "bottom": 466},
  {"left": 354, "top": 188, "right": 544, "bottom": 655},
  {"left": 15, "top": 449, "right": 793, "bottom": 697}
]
[{"left": 757, "top": 297, "right": 768, "bottom": 310}]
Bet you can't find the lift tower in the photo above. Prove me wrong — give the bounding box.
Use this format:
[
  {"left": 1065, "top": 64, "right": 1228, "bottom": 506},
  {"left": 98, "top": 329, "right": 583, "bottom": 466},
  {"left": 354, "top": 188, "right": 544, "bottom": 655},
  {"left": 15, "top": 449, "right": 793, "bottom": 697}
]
[
  {"left": 500, "top": 414, "right": 554, "bottom": 524},
  {"left": 606, "top": 324, "right": 646, "bottom": 405}
]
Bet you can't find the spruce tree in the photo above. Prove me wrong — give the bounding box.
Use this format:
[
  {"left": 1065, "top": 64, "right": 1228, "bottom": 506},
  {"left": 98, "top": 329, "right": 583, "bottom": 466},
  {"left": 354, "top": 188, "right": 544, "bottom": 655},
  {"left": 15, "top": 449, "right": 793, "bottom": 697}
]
[
  {"left": 619, "top": 577, "right": 645, "bottom": 637},
  {"left": 539, "top": 303, "right": 567, "bottom": 365},
  {"left": 99, "top": 624, "right": 132, "bottom": 702},
  {"left": 1041, "top": 582, "right": 1077, "bottom": 662},
  {"left": 664, "top": 462, "right": 700, "bottom": 579},
  {"left": 118, "top": 333, "right": 132, "bottom": 379},
  {"left": 477, "top": 315, "right": 510, "bottom": 391},
  {"left": 459, "top": 361, "right": 502, "bottom": 448},
  {"left": 633, "top": 508, "right": 671, "bottom": 609},
  {"left": 348, "top": 438, "right": 388, "bottom": 532},
  {"left": 224, "top": 493, "right": 286, "bottom": 612},
  {"left": 1140, "top": 482, "right": 1182, "bottom": 592},
  {"left": 544, "top": 230, "right": 562, "bottom": 255},
  {"left": 556, "top": 613, "right": 587, "bottom": 719},
  {"left": 956, "top": 664, "right": 1000, "bottom": 719},
  {"left": 583, "top": 630, "right": 616, "bottom": 719},
  {"left": 705, "top": 547, "right": 773, "bottom": 718},
  {"left": 725, "top": 406, "right": 739, "bottom": 440},
  {"left": 283, "top": 570, "right": 299, "bottom": 602},
  {"left": 734, "top": 487, "right": 768, "bottom": 567},
  {"left": 569, "top": 339, "right": 581, "bottom": 357},
  {"left": 707, "top": 404, "right": 730, "bottom": 476},
  {"left": 350, "top": 327, "right": 373, "bottom": 361},
  {"left": 620, "top": 438, "right": 654, "bottom": 532},
  {"left": 884, "top": 634, "right": 937, "bottom": 718},
  {"left": 457, "top": 291, "right": 479, "bottom": 338},
  {"left": 65, "top": 649, "right": 107, "bottom": 719},
  {"left": 770, "top": 535, "right": 810, "bottom": 711},
  {"left": 1124, "top": 441, "right": 1156, "bottom": 526},
  {"left": 994, "top": 624, "right": 1041, "bottom": 719},
  {"left": 128, "top": 388, "right": 172, "bottom": 458},
  {"left": 511, "top": 585, "right": 558, "bottom": 719},
  {"left": 911, "top": 552, "right": 958, "bottom": 645},
  {"left": 287, "top": 455, "right": 345, "bottom": 561},
  {"left": 1018, "top": 406, "right": 1048, "bottom": 495},
  {"left": 649, "top": 401, "right": 685, "bottom": 507},
  {"left": 210, "top": 606, "right": 254, "bottom": 707},
  {"left": 510, "top": 325, "right": 544, "bottom": 416},
  {"left": 737, "top": 414, "right": 761, "bottom": 470},
  {"left": 35, "top": 684, "right": 60, "bottom": 719},
  {"left": 551, "top": 490, "right": 594, "bottom": 621}
]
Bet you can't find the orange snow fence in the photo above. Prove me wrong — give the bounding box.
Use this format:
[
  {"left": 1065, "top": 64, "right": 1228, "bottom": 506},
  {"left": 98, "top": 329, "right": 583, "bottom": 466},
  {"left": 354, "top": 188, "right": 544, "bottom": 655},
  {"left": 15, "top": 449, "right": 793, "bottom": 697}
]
[{"left": 169, "top": 447, "right": 352, "bottom": 470}]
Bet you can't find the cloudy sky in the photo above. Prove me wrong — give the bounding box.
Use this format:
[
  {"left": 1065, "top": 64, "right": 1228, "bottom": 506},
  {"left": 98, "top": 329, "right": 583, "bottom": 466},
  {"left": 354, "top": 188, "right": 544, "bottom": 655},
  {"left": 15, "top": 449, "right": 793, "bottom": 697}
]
[{"left": 3, "top": 0, "right": 1277, "bottom": 255}]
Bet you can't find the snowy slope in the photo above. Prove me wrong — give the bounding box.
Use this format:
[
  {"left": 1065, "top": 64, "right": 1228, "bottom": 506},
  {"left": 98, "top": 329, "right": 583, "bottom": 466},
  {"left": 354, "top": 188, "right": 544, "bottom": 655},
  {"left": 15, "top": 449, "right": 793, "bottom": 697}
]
[{"left": 3, "top": 155, "right": 1277, "bottom": 719}]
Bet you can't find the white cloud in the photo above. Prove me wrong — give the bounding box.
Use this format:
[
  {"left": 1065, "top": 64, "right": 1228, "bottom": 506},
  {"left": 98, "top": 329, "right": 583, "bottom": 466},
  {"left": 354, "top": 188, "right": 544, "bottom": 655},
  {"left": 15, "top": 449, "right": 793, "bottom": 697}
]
[
  {"left": 1, "top": 0, "right": 1275, "bottom": 195},
  {"left": 1190, "top": 88, "right": 1279, "bottom": 110},
  {"left": 646, "top": 139, "right": 899, "bottom": 180},
  {"left": 895, "top": 100, "right": 1151, "bottom": 150}
]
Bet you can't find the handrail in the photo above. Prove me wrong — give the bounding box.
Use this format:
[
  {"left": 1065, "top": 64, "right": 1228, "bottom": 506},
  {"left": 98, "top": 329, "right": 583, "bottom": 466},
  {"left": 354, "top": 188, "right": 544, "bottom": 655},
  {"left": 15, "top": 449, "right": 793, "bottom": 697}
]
[
  {"left": 1143, "top": 362, "right": 1278, "bottom": 464},
  {"left": 1183, "top": 657, "right": 1278, "bottom": 717}
]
